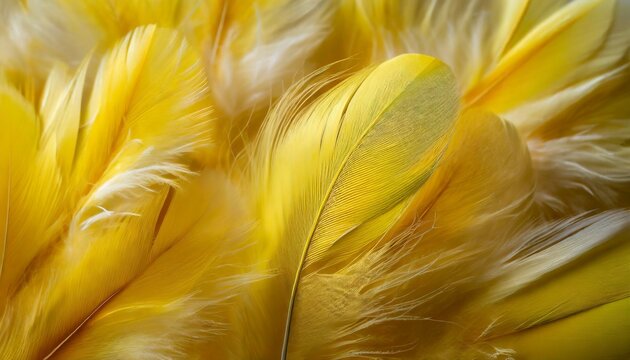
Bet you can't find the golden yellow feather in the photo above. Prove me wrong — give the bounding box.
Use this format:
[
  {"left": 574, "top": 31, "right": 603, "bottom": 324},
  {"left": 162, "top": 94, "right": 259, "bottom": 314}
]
[
  {"left": 243, "top": 54, "right": 460, "bottom": 358},
  {"left": 0, "top": 26, "right": 218, "bottom": 359},
  {"left": 0, "top": 1, "right": 629, "bottom": 359}
]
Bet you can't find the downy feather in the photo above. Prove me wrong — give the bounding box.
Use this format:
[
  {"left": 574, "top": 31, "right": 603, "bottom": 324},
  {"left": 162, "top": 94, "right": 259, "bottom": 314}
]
[
  {"left": 49, "top": 170, "right": 261, "bottom": 359},
  {"left": 1, "top": 0, "right": 335, "bottom": 163},
  {"left": 0, "top": 0, "right": 202, "bottom": 81},
  {"left": 204, "top": 0, "right": 333, "bottom": 163},
  {"left": 0, "top": 26, "right": 214, "bottom": 359},
  {"left": 1, "top": 1, "right": 628, "bottom": 359}
]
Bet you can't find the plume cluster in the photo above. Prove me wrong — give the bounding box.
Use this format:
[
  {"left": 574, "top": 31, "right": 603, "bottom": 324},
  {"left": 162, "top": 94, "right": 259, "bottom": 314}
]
[{"left": 0, "top": 0, "right": 629, "bottom": 359}]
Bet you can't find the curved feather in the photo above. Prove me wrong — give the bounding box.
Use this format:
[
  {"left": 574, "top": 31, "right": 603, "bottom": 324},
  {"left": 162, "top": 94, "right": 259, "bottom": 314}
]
[
  {"left": 465, "top": 211, "right": 630, "bottom": 359},
  {"left": 333, "top": 0, "right": 531, "bottom": 91},
  {"left": 466, "top": 0, "right": 617, "bottom": 112},
  {"left": 49, "top": 170, "right": 261, "bottom": 359},
  {"left": 0, "top": 26, "right": 213, "bottom": 359},
  {"left": 0, "top": 0, "right": 203, "bottom": 80},
  {"left": 333, "top": 0, "right": 630, "bottom": 218},
  {"left": 491, "top": 0, "right": 630, "bottom": 215},
  {"left": 245, "top": 54, "right": 461, "bottom": 358},
  {"left": 0, "top": 1, "right": 628, "bottom": 358},
  {"left": 0, "top": 83, "right": 63, "bottom": 308},
  {"left": 285, "top": 110, "right": 537, "bottom": 359},
  {"left": 0, "top": 0, "right": 336, "bottom": 163}
]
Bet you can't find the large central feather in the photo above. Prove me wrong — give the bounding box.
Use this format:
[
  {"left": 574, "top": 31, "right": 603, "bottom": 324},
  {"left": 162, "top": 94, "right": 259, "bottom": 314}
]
[{"left": 246, "top": 54, "right": 460, "bottom": 358}]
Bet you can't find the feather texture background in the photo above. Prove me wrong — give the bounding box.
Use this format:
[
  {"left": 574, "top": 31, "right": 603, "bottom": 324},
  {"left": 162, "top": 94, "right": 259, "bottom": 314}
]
[{"left": 0, "top": 0, "right": 629, "bottom": 359}]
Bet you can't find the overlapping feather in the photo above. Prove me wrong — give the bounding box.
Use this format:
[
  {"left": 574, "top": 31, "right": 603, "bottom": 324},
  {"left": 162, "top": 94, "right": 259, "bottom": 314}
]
[
  {"left": 0, "top": 26, "right": 256, "bottom": 359},
  {"left": 334, "top": 0, "right": 630, "bottom": 217},
  {"left": 246, "top": 54, "right": 460, "bottom": 358},
  {"left": 0, "top": 0, "right": 629, "bottom": 359}
]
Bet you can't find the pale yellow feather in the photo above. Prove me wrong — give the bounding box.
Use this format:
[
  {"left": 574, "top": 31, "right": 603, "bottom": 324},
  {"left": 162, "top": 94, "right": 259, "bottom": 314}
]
[
  {"left": 0, "top": 26, "right": 214, "bottom": 359},
  {"left": 245, "top": 54, "right": 461, "bottom": 358}
]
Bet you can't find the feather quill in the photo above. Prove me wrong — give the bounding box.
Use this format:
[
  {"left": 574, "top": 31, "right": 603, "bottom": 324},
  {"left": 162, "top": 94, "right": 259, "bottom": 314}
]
[
  {"left": 244, "top": 53, "right": 460, "bottom": 358},
  {"left": 0, "top": 1, "right": 629, "bottom": 359},
  {"left": 282, "top": 109, "right": 538, "bottom": 359}
]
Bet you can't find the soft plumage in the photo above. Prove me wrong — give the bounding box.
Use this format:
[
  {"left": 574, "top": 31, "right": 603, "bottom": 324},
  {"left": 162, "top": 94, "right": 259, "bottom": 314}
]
[
  {"left": 0, "top": 0, "right": 629, "bottom": 359},
  {"left": 1, "top": 26, "right": 225, "bottom": 358}
]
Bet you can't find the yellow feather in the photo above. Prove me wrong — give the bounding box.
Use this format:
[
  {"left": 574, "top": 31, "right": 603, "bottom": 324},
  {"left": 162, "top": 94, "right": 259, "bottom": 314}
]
[
  {"left": 0, "top": 26, "right": 214, "bottom": 359},
  {"left": 466, "top": 0, "right": 616, "bottom": 112},
  {"left": 527, "top": 72, "right": 630, "bottom": 215},
  {"left": 0, "top": 0, "right": 206, "bottom": 80},
  {"left": 50, "top": 170, "right": 260, "bottom": 359},
  {"left": 0, "top": 1, "right": 629, "bottom": 358},
  {"left": 245, "top": 54, "right": 460, "bottom": 358},
  {"left": 285, "top": 109, "right": 537, "bottom": 359},
  {"left": 0, "top": 83, "right": 63, "bottom": 308},
  {"left": 39, "top": 61, "right": 87, "bottom": 176},
  {"left": 333, "top": 0, "right": 531, "bottom": 91},
  {"left": 494, "top": 297, "right": 630, "bottom": 360},
  {"left": 464, "top": 212, "right": 630, "bottom": 359},
  {"left": 70, "top": 26, "right": 213, "bottom": 201}
]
